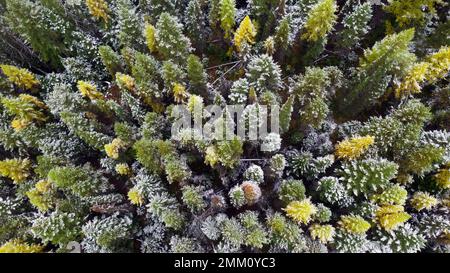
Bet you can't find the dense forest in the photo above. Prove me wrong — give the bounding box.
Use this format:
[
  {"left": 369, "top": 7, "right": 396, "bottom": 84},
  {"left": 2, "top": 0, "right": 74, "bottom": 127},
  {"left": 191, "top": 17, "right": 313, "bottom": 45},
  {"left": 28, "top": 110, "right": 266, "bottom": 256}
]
[{"left": 0, "top": 0, "right": 449, "bottom": 253}]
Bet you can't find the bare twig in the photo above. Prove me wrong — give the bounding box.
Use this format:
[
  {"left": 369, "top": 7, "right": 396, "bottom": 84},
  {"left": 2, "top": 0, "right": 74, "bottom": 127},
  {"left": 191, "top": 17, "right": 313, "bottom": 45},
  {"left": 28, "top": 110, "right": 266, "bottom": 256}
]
[
  {"left": 211, "top": 61, "right": 241, "bottom": 85},
  {"left": 206, "top": 60, "right": 240, "bottom": 70}
]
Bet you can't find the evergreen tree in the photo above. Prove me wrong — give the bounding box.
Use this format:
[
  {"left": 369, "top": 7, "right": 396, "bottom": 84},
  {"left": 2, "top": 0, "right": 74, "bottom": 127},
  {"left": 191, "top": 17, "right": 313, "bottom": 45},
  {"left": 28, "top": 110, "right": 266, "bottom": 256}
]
[
  {"left": 185, "top": 0, "right": 207, "bottom": 52},
  {"left": 219, "top": 0, "right": 236, "bottom": 39},
  {"left": 339, "top": 3, "right": 372, "bottom": 48},
  {"left": 338, "top": 28, "right": 416, "bottom": 117},
  {"left": 301, "top": 0, "right": 337, "bottom": 42},
  {"left": 4, "top": 0, "right": 73, "bottom": 67},
  {"left": 155, "top": 12, "right": 192, "bottom": 63},
  {"left": 116, "top": 0, "right": 144, "bottom": 49}
]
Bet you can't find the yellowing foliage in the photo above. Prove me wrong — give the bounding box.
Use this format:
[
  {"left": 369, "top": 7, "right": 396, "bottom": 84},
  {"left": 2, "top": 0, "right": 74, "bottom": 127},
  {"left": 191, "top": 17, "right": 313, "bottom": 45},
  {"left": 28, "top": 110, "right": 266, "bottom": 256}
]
[
  {"left": 0, "top": 239, "right": 43, "bottom": 253},
  {"left": 338, "top": 215, "right": 371, "bottom": 234},
  {"left": 173, "top": 83, "right": 188, "bottom": 103},
  {"left": 116, "top": 73, "right": 136, "bottom": 91},
  {"left": 26, "top": 180, "right": 54, "bottom": 212},
  {"left": 115, "top": 163, "right": 131, "bottom": 175},
  {"left": 410, "top": 192, "right": 438, "bottom": 211},
  {"left": 0, "top": 64, "right": 39, "bottom": 90},
  {"left": 0, "top": 158, "right": 31, "bottom": 184},
  {"left": 301, "top": 0, "right": 337, "bottom": 42},
  {"left": 128, "top": 188, "right": 144, "bottom": 206},
  {"left": 145, "top": 23, "right": 157, "bottom": 53},
  {"left": 396, "top": 46, "right": 450, "bottom": 98},
  {"left": 77, "top": 81, "right": 104, "bottom": 100},
  {"left": 283, "top": 199, "right": 317, "bottom": 224},
  {"left": 309, "top": 224, "right": 335, "bottom": 244},
  {"left": 234, "top": 16, "right": 257, "bottom": 52},
  {"left": 335, "top": 136, "right": 375, "bottom": 160},
  {"left": 384, "top": 0, "right": 444, "bottom": 27},
  {"left": 104, "top": 138, "right": 127, "bottom": 159},
  {"left": 395, "top": 62, "right": 429, "bottom": 98},
  {"left": 376, "top": 205, "right": 410, "bottom": 231},
  {"left": 425, "top": 46, "right": 450, "bottom": 82},
  {"left": 86, "top": 0, "right": 109, "bottom": 23}
]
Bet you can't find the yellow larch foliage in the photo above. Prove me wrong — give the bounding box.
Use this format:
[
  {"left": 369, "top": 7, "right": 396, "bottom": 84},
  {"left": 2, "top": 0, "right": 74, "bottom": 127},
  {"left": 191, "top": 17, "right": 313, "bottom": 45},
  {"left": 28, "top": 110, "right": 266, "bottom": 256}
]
[
  {"left": 283, "top": 199, "right": 317, "bottom": 225},
  {"left": 395, "top": 62, "right": 430, "bottom": 98},
  {"left": 144, "top": 23, "right": 157, "bottom": 53},
  {"left": 338, "top": 215, "right": 371, "bottom": 234},
  {"left": 0, "top": 158, "right": 31, "bottom": 184},
  {"left": 0, "top": 64, "right": 40, "bottom": 90},
  {"left": 128, "top": 187, "right": 144, "bottom": 206},
  {"left": 104, "top": 138, "right": 127, "bottom": 159},
  {"left": 26, "top": 180, "right": 54, "bottom": 212},
  {"left": 396, "top": 46, "right": 450, "bottom": 98},
  {"left": 2, "top": 94, "right": 47, "bottom": 131},
  {"left": 435, "top": 166, "right": 450, "bottom": 190},
  {"left": 86, "top": 0, "right": 109, "bottom": 23},
  {"left": 309, "top": 224, "right": 335, "bottom": 244},
  {"left": 19, "top": 94, "right": 47, "bottom": 110},
  {"left": 0, "top": 239, "right": 44, "bottom": 253},
  {"left": 335, "top": 135, "right": 375, "bottom": 160},
  {"left": 35, "top": 179, "right": 52, "bottom": 193},
  {"left": 11, "top": 118, "right": 31, "bottom": 131},
  {"left": 384, "top": 0, "right": 444, "bottom": 27},
  {"left": 115, "top": 163, "right": 131, "bottom": 175},
  {"left": 234, "top": 16, "right": 257, "bottom": 52},
  {"left": 173, "top": 83, "right": 188, "bottom": 103},
  {"left": 425, "top": 46, "right": 450, "bottom": 82},
  {"left": 410, "top": 191, "right": 438, "bottom": 211},
  {"left": 77, "top": 81, "right": 104, "bottom": 100},
  {"left": 116, "top": 73, "right": 136, "bottom": 91},
  {"left": 376, "top": 204, "right": 411, "bottom": 231}
]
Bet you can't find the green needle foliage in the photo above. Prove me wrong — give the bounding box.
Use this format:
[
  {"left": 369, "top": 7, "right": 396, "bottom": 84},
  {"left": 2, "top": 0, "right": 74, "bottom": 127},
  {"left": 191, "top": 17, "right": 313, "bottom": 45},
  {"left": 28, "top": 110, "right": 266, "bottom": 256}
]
[{"left": 0, "top": 0, "right": 448, "bottom": 253}]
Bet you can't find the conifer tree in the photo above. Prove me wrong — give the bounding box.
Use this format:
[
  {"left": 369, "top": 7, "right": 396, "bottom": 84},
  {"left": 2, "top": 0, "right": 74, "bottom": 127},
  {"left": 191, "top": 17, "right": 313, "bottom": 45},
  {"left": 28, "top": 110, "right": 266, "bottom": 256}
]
[
  {"left": 60, "top": 111, "right": 112, "bottom": 150},
  {"left": 384, "top": 0, "right": 444, "bottom": 27},
  {"left": 209, "top": 0, "right": 222, "bottom": 31},
  {"left": 145, "top": 0, "right": 178, "bottom": 23},
  {"left": 86, "top": 0, "right": 110, "bottom": 23},
  {"left": 0, "top": 65, "right": 40, "bottom": 91},
  {"left": 248, "top": 0, "right": 279, "bottom": 39},
  {"left": 116, "top": 0, "right": 144, "bottom": 49},
  {"left": 301, "top": 0, "right": 337, "bottom": 42},
  {"left": 0, "top": 158, "right": 31, "bottom": 184},
  {"left": 339, "top": 3, "right": 372, "bottom": 48},
  {"left": 1, "top": 94, "right": 48, "bottom": 131},
  {"left": 144, "top": 23, "right": 158, "bottom": 53},
  {"left": 219, "top": 0, "right": 236, "bottom": 39},
  {"left": 0, "top": 0, "right": 448, "bottom": 254},
  {"left": 4, "top": 0, "right": 73, "bottom": 67},
  {"left": 234, "top": 16, "right": 257, "bottom": 53},
  {"left": 185, "top": 0, "right": 207, "bottom": 52},
  {"left": 155, "top": 12, "right": 192, "bottom": 63},
  {"left": 98, "top": 46, "right": 123, "bottom": 78},
  {"left": 186, "top": 54, "right": 207, "bottom": 94},
  {"left": 274, "top": 16, "right": 291, "bottom": 51},
  {"left": 339, "top": 28, "right": 416, "bottom": 117}
]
